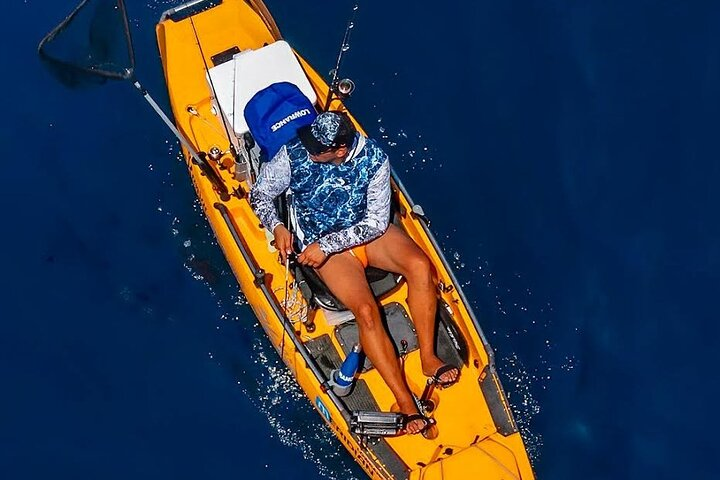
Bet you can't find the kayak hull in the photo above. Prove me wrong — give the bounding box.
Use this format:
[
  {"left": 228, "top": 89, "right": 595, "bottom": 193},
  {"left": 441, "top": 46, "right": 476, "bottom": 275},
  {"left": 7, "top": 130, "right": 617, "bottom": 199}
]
[{"left": 156, "top": 1, "right": 535, "bottom": 478}]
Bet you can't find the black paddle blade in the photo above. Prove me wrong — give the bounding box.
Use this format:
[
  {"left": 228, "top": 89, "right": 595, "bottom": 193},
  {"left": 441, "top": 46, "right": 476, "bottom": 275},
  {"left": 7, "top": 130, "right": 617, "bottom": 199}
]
[{"left": 38, "top": 0, "right": 135, "bottom": 88}]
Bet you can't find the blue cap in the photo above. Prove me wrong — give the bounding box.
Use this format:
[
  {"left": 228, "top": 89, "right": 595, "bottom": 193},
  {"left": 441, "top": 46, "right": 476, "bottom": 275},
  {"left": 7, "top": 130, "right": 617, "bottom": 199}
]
[{"left": 297, "top": 111, "right": 356, "bottom": 155}]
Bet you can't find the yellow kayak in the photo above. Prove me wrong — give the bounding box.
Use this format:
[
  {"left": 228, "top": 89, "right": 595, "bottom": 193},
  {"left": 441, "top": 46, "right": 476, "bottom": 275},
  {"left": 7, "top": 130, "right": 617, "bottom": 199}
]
[{"left": 155, "top": 1, "right": 535, "bottom": 478}]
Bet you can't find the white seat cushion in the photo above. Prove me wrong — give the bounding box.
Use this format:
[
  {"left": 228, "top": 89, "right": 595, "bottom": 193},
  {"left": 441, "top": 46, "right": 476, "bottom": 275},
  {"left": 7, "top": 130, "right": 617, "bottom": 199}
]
[{"left": 207, "top": 41, "right": 317, "bottom": 135}]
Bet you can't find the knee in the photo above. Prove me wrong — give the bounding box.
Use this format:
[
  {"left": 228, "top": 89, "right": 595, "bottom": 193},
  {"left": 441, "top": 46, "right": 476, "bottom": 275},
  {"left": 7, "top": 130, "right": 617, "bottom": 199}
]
[
  {"left": 404, "top": 252, "right": 434, "bottom": 284},
  {"left": 352, "top": 302, "right": 381, "bottom": 331}
]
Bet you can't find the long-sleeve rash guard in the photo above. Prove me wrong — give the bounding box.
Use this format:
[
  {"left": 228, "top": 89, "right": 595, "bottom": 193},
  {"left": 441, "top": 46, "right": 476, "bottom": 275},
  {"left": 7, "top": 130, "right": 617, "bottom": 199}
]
[{"left": 250, "top": 135, "right": 391, "bottom": 255}]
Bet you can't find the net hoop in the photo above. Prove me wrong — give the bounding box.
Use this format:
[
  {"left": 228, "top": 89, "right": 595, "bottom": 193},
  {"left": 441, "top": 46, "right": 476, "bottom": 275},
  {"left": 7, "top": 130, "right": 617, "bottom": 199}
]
[{"left": 38, "top": 0, "right": 135, "bottom": 81}]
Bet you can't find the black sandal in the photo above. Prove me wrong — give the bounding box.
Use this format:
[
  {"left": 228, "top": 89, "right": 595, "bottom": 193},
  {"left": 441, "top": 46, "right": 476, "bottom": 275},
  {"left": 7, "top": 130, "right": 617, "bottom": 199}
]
[
  {"left": 430, "top": 364, "right": 460, "bottom": 388},
  {"left": 402, "top": 413, "right": 433, "bottom": 435}
]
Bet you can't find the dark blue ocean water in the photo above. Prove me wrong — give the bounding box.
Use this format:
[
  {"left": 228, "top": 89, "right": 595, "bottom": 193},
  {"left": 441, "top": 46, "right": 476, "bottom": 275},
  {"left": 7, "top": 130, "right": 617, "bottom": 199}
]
[{"left": 3, "top": 1, "right": 720, "bottom": 478}]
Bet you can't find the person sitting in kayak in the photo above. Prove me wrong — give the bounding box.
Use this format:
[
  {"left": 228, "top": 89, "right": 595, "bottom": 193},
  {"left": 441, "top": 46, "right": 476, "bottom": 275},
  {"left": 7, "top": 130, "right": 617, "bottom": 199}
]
[{"left": 249, "top": 111, "right": 459, "bottom": 434}]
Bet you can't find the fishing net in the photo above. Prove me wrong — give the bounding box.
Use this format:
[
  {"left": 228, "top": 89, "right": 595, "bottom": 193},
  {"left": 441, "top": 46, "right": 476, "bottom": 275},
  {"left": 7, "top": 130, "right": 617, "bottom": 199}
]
[{"left": 38, "top": 0, "right": 135, "bottom": 87}]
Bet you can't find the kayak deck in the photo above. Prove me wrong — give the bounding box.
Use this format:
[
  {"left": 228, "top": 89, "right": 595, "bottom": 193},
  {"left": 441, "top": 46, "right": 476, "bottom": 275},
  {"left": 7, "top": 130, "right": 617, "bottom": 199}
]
[{"left": 156, "top": 1, "right": 534, "bottom": 479}]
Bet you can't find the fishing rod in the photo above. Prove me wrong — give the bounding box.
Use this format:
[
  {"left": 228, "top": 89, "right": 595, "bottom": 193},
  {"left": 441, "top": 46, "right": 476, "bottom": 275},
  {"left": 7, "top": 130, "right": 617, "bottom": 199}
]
[
  {"left": 323, "top": 3, "right": 360, "bottom": 111},
  {"left": 188, "top": 16, "right": 241, "bottom": 165}
]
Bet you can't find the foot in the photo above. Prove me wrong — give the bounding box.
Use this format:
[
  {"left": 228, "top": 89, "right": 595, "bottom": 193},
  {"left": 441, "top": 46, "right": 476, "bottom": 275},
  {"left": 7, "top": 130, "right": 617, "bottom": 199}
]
[
  {"left": 398, "top": 400, "right": 427, "bottom": 435},
  {"left": 421, "top": 355, "right": 460, "bottom": 387},
  {"left": 402, "top": 413, "right": 431, "bottom": 436}
]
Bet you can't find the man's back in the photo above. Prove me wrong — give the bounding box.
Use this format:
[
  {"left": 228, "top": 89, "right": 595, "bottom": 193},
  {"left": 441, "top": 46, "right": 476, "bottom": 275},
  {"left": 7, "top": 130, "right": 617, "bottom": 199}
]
[
  {"left": 250, "top": 122, "right": 391, "bottom": 256},
  {"left": 285, "top": 135, "right": 388, "bottom": 245}
]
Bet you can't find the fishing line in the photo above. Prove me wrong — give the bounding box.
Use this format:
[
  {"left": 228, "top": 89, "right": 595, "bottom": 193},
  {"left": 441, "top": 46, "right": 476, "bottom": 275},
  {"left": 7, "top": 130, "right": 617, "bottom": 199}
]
[{"left": 280, "top": 256, "right": 290, "bottom": 358}]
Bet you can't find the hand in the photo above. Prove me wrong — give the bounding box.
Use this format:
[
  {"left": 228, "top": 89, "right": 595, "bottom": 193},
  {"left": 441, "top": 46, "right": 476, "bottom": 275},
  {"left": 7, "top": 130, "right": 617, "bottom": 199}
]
[
  {"left": 297, "top": 242, "right": 327, "bottom": 268},
  {"left": 273, "top": 224, "right": 294, "bottom": 264}
]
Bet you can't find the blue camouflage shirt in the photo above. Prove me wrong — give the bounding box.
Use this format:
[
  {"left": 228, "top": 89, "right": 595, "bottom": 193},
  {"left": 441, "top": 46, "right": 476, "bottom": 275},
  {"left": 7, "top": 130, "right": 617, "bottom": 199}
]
[{"left": 249, "top": 134, "right": 391, "bottom": 255}]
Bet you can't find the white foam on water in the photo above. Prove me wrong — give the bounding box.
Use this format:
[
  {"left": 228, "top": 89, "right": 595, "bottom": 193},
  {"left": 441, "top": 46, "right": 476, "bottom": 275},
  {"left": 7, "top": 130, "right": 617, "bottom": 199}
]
[
  {"left": 373, "top": 116, "right": 440, "bottom": 173},
  {"left": 501, "top": 353, "right": 544, "bottom": 463},
  {"left": 145, "top": 0, "right": 177, "bottom": 11}
]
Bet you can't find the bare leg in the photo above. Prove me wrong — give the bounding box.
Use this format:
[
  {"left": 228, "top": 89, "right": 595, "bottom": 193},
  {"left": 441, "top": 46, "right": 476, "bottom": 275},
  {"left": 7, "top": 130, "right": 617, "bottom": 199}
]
[
  {"left": 366, "top": 225, "right": 459, "bottom": 384},
  {"left": 316, "top": 251, "right": 426, "bottom": 434}
]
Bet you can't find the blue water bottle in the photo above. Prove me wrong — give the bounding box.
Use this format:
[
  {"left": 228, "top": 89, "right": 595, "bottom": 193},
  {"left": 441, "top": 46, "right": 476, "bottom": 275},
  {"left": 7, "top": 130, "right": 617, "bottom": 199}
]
[{"left": 330, "top": 343, "right": 362, "bottom": 397}]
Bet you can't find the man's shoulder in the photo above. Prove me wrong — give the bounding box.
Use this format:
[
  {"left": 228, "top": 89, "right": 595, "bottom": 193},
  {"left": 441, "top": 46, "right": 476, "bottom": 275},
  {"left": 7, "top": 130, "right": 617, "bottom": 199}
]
[
  {"left": 283, "top": 136, "right": 308, "bottom": 163},
  {"left": 267, "top": 138, "right": 304, "bottom": 162},
  {"left": 363, "top": 136, "right": 382, "bottom": 151},
  {"left": 360, "top": 137, "right": 389, "bottom": 167},
  {"left": 285, "top": 135, "right": 303, "bottom": 150}
]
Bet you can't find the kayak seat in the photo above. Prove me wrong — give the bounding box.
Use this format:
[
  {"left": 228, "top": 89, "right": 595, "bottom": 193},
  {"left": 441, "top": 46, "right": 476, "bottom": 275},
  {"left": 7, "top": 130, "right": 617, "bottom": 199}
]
[
  {"left": 273, "top": 194, "right": 402, "bottom": 311},
  {"left": 295, "top": 262, "right": 402, "bottom": 312}
]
